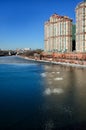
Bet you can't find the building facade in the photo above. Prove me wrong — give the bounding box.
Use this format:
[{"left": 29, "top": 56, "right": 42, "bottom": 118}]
[
  {"left": 44, "top": 14, "right": 72, "bottom": 52},
  {"left": 76, "top": 1, "right": 86, "bottom": 52}
]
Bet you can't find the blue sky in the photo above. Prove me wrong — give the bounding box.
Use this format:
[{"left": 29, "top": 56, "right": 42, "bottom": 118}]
[{"left": 0, "top": 0, "right": 83, "bottom": 50}]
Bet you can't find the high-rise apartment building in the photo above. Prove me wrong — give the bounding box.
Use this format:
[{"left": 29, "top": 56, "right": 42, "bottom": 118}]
[
  {"left": 76, "top": 1, "right": 86, "bottom": 52},
  {"left": 44, "top": 14, "right": 72, "bottom": 52}
]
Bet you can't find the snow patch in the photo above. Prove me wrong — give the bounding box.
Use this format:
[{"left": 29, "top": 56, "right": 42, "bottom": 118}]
[
  {"left": 54, "top": 77, "right": 63, "bottom": 81},
  {"left": 56, "top": 72, "right": 60, "bottom": 74},
  {"left": 52, "top": 72, "right": 55, "bottom": 74},
  {"left": 44, "top": 88, "right": 64, "bottom": 95},
  {"left": 41, "top": 73, "right": 46, "bottom": 77}
]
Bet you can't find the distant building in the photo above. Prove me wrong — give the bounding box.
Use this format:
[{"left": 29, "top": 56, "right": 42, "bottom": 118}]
[
  {"left": 24, "top": 48, "right": 30, "bottom": 51},
  {"left": 76, "top": 1, "right": 86, "bottom": 52},
  {"left": 44, "top": 14, "right": 72, "bottom": 52},
  {"left": 9, "top": 51, "right": 11, "bottom": 55}
]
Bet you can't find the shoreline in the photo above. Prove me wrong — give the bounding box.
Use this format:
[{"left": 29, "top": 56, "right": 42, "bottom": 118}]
[{"left": 18, "top": 55, "right": 86, "bottom": 68}]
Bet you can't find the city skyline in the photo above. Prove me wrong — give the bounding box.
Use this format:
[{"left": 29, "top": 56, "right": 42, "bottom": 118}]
[{"left": 0, "top": 0, "right": 82, "bottom": 50}]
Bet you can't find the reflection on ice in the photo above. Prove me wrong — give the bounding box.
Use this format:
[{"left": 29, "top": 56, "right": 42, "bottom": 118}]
[
  {"left": 54, "top": 77, "right": 63, "bottom": 81},
  {"left": 44, "top": 88, "right": 64, "bottom": 95}
]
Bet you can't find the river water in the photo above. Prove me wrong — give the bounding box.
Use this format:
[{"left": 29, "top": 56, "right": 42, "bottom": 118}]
[{"left": 0, "top": 56, "right": 86, "bottom": 130}]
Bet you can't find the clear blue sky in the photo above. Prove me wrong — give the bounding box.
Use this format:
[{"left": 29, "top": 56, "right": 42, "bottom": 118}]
[{"left": 0, "top": 0, "right": 83, "bottom": 50}]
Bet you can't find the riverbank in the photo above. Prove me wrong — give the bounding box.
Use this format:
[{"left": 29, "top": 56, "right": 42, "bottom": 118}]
[{"left": 18, "top": 55, "right": 86, "bottom": 68}]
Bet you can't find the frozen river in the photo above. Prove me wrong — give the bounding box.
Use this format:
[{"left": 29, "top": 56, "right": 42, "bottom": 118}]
[{"left": 0, "top": 56, "right": 86, "bottom": 129}]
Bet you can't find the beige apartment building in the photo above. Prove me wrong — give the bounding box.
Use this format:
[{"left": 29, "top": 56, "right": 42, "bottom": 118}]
[
  {"left": 44, "top": 14, "right": 72, "bottom": 52},
  {"left": 76, "top": 1, "right": 86, "bottom": 52}
]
